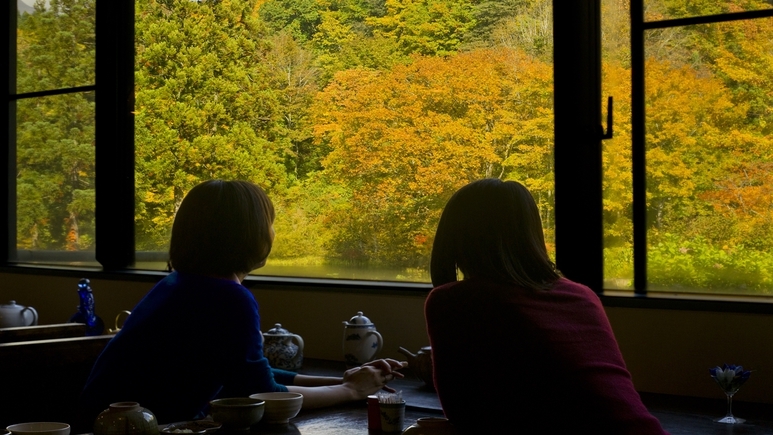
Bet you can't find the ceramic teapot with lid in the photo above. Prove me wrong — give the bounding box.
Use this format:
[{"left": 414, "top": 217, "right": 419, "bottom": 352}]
[
  {"left": 343, "top": 311, "right": 383, "bottom": 366},
  {"left": 263, "top": 323, "right": 304, "bottom": 371},
  {"left": 398, "top": 346, "right": 434, "bottom": 390},
  {"left": 0, "top": 300, "right": 38, "bottom": 328}
]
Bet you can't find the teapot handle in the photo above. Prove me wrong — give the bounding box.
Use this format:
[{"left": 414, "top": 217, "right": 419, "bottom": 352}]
[
  {"left": 22, "top": 306, "right": 38, "bottom": 326},
  {"left": 369, "top": 330, "right": 383, "bottom": 355},
  {"left": 112, "top": 310, "right": 131, "bottom": 333},
  {"left": 291, "top": 334, "right": 304, "bottom": 352}
]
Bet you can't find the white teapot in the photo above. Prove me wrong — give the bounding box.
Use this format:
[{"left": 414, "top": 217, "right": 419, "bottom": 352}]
[
  {"left": 343, "top": 311, "right": 383, "bottom": 366},
  {"left": 0, "top": 300, "right": 38, "bottom": 328}
]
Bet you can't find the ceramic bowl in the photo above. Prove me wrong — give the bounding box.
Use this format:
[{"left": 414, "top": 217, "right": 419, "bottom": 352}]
[
  {"left": 209, "top": 398, "right": 265, "bottom": 430},
  {"left": 6, "top": 423, "right": 70, "bottom": 435},
  {"left": 248, "top": 392, "right": 303, "bottom": 424}
]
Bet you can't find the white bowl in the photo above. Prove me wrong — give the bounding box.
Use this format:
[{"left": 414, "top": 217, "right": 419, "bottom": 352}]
[
  {"left": 248, "top": 392, "right": 303, "bottom": 424},
  {"left": 6, "top": 423, "right": 70, "bottom": 435}
]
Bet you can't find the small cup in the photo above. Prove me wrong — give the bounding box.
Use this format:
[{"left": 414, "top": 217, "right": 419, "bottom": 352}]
[{"left": 379, "top": 400, "right": 405, "bottom": 433}]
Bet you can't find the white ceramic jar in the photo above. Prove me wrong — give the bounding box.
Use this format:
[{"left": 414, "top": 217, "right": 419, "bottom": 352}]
[{"left": 342, "top": 311, "right": 383, "bottom": 366}]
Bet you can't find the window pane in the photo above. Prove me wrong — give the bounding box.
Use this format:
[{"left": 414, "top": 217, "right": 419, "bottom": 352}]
[
  {"left": 16, "top": 0, "right": 96, "bottom": 94},
  {"left": 645, "top": 17, "right": 773, "bottom": 295},
  {"left": 644, "top": 0, "right": 773, "bottom": 22},
  {"left": 602, "top": 0, "right": 634, "bottom": 290},
  {"left": 16, "top": 91, "right": 97, "bottom": 266},
  {"left": 134, "top": 0, "right": 555, "bottom": 282}
]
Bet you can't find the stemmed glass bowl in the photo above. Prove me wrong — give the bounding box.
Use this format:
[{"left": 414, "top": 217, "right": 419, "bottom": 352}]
[{"left": 709, "top": 364, "right": 751, "bottom": 424}]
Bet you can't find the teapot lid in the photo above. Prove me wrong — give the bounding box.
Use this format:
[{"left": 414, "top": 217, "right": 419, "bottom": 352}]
[
  {"left": 1, "top": 300, "right": 20, "bottom": 308},
  {"left": 265, "top": 323, "right": 292, "bottom": 335},
  {"left": 344, "top": 311, "right": 374, "bottom": 326}
]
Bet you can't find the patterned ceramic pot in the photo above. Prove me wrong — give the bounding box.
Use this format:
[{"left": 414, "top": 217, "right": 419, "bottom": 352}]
[
  {"left": 342, "top": 311, "right": 383, "bottom": 366},
  {"left": 263, "top": 323, "right": 304, "bottom": 371},
  {"left": 93, "top": 402, "right": 158, "bottom": 435}
]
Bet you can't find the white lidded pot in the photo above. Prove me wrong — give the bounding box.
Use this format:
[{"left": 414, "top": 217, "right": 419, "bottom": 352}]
[
  {"left": 343, "top": 311, "right": 383, "bottom": 366},
  {"left": 0, "top": 300, "right": 38, "bottom": 328}
]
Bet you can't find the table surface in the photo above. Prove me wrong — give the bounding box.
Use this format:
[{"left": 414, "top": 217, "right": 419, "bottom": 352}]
[{"left": 287, "top": 359, "right": 773, "bottom": 435}]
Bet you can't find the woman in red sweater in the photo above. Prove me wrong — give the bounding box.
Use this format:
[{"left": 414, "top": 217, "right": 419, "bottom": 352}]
[{"left": 425, "top": 179, "right": 668, "bottom": 434}]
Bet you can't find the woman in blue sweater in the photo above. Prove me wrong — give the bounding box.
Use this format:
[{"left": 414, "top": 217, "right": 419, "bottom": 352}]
[{"left": 80, "top": 180, "right": 404, "bottom": 425}]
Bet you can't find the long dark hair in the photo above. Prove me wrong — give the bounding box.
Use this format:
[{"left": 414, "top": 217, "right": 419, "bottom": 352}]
[
  {"left": 169, "top": 180, "right": 275, "bottom": 277},
  {"left": 430, "top": 178, "right": 560, "bottom": 290}
]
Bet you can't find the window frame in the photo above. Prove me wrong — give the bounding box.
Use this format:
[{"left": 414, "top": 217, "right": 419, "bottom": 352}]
[
  {"left": 1, "top": 0, "right": 773, "bottom": 314},
  {"left": 630, "top": 1, "right": 773, "bottom": 295}
]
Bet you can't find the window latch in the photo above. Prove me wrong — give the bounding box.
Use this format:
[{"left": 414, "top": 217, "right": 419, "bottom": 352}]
[{"left": 600, "top": 96, "right": 613, "bottom": 140}]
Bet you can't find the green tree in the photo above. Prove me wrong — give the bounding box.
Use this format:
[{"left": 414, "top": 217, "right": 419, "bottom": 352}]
[
  {"left": 260, "top": 0, "right": 322, "bottom": 42},
  {"left": 135, "top": 0, "right": 290, "bottom": 250},
  {"left": 16, "top": 0, "right": 96, "bottom": 251},
  {"left": 367, "top": 0, "right": 477, "bottom": 56}
]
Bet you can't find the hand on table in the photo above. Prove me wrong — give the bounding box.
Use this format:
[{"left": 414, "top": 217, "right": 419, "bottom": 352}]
[{"left": 342, "top": 358, "right": 408, "bottom": 398}]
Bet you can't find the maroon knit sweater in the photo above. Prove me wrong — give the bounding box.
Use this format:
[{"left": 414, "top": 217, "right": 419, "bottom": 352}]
[{"left": 425, "top": 278, "right": 668, "bottom": 434}]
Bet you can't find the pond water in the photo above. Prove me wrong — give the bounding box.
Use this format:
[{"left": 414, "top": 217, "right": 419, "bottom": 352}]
[{"left": 133, "top": 261, "right": 431, "bottom": 284}]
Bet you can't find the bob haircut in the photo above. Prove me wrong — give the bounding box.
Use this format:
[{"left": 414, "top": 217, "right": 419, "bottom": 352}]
[
  {"left": 430, "top": 178, "right": 560, "bottom": 290},
  {"left": 169, "top": 180, "right": 275, "bottom": 277}
]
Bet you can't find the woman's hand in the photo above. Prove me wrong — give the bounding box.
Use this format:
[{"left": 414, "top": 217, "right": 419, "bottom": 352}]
[
  {"left": 342, "top": 359, "right": 408, "bottom": 399},
  {"left": 287, "top": 359, "right": 408, "bottom": 408}
]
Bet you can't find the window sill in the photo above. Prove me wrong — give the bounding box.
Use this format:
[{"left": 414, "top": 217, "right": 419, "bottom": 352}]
[{"left": 2, "top": 263, "right": 773, "bottom": 314}]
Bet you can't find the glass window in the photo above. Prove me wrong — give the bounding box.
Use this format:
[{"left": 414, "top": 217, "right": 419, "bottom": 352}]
[
  {"left": 645, "top": 16, "right": 773, "bottom": 295},
  {"left": 133, "top": 0, "right": 555, "bottom": 282},
  {"left": 602, "top": 0, "right": 634, "bottom": 290},
  {"left": 13, "top": 0, "right": 97, "bottom": 266},
  {"left": 605, "top": 0, "right": 773, "bottom": 296},
  {"left": 17, "top": 0, "right": 95, "bottom": 94},
  {"left": 16, "top": 92, "right": 96, "bottom": 264}
]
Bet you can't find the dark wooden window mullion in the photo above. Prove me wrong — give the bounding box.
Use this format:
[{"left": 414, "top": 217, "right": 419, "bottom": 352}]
[
  {"left": 12, "top": 85, "right": 97, "bottom": 101},
  {"left": 94, "top": 0, "right": 135, "bottom": 270},
  {"left": 553, "top": 0, "right": 604, "bottom": 293},
  {"left": 643, "top": 9, "right": 773, "bottom": 30},
  {"left": 631, "top": 0, "right": 646, "bottom": 295},
  {"left": 1, "top": 1, "right": 16, "bottom": 264}
]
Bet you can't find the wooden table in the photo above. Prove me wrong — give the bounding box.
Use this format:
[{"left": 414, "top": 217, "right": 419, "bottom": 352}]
[
  {"left": 292, "top": 359, "right": 773, "bottom": 435},
  {"left": 642, "top": 393, "right": 773, "bottom": 435},
  {"left": 79, "top": 359, "right": 773, "bottom": 434},
  {"left": 216, "top": 396, "right": 773, "bottom": 435},
  {"left": 238, "top": 404, "right": 442, "bottom": 435}
]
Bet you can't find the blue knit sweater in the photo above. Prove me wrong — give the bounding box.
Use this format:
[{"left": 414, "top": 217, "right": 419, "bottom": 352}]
[{"left": 80, "top": 271, "right": 294, "bottom": 424}]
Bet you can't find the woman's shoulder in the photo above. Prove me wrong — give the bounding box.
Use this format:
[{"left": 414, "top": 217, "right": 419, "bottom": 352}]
[
  {"left": 153, "top": 271, "right": 257, "bottom": 308},
  {"left": 430, "top": 278, "right": 512, "bottom": 293},
  {"left": 549, "top": 277, "right": 598, "bottom": 296}
]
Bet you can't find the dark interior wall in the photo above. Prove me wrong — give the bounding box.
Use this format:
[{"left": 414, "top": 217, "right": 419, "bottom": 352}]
[{"left": 1, "top": 271, "right": 771, "bottom": 404}]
